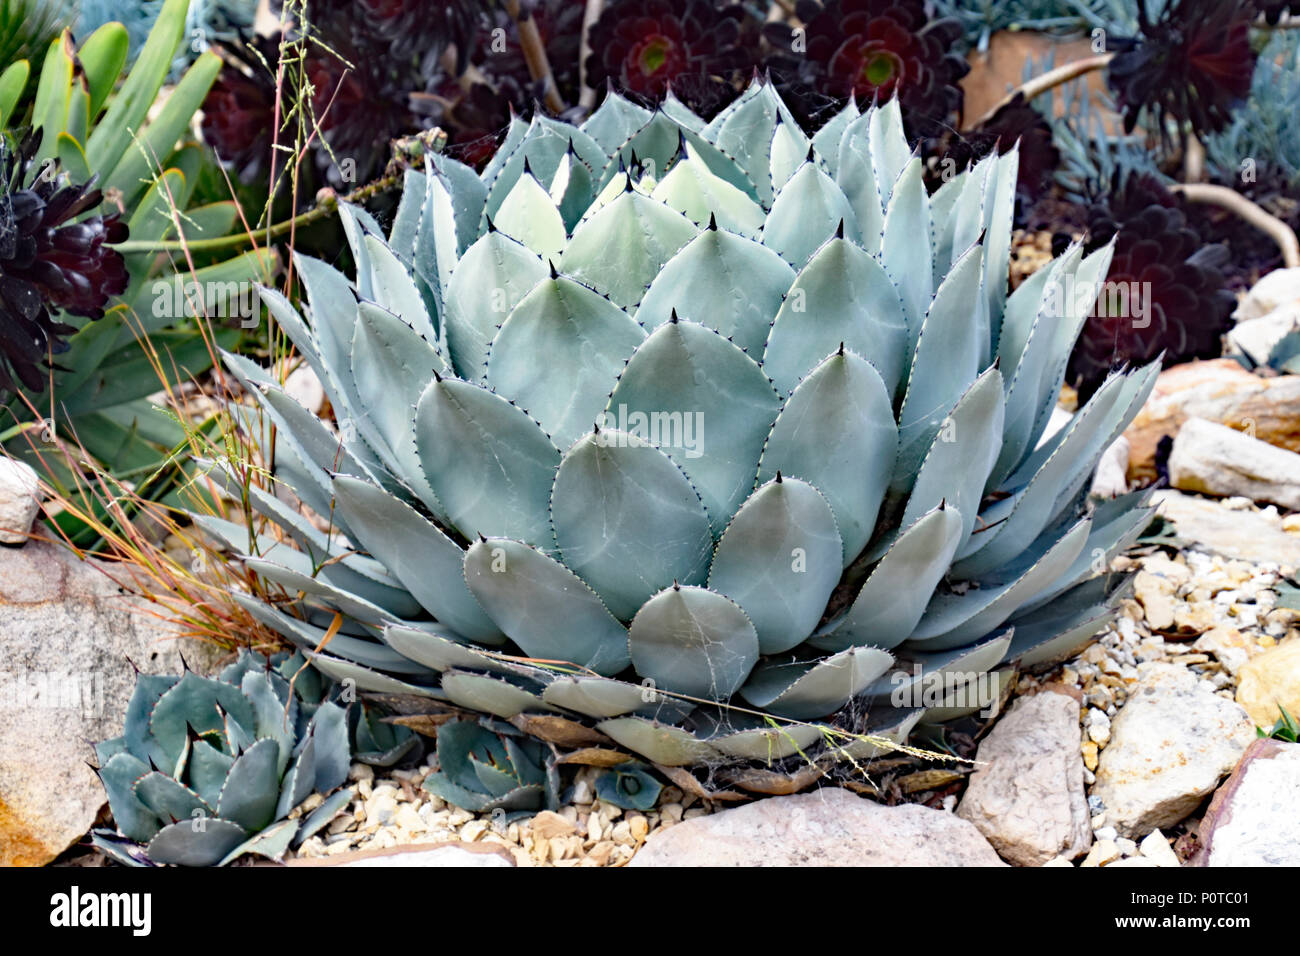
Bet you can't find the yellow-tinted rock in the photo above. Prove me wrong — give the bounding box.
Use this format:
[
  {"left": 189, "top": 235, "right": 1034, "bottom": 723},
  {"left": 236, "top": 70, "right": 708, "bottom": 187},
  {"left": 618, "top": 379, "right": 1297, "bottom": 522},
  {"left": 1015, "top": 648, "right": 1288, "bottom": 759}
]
[{"left": 1236, "top": 640, "right": 1300, "bottom": 728}]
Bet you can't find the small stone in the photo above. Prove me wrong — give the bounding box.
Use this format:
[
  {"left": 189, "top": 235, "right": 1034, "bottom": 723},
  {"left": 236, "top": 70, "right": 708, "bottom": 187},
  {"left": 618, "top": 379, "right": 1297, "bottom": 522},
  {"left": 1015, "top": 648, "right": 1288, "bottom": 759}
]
[
  {"left": 530, "top": 810, "right": 577, "bottom": 841},
  {"left": 1138, "top": 830, "right": 1181, "bottom": 867},
  {"left": 628, "top": 814, "right": 649, "bottom": 843},
  {"left": 1081, "top": 740, "right": 1099, "bottom": 771},
  {"left": 460, "top": 819, "right": 489, "bottom": 843},
  {"left": 1080, "top": 839, "right": 1120, "bottom": 867},
  {"left": 0, "top": 457, "right": 41, "bottom": 544},
  {"left": 348, "top": 763, "right": 375, "bottom": 783},
  {"left": 1094, "top": 826, "right": 1118, "bottom": 842},
  {"left": 1235, "top": 639, "right": 1300, "bottom": 728},
  {"left": 1198, "top": 739, "right": 1300, "bottom": 865},
  {"left": 1041, "top": 856, "right": 1074, "bottom": 867},
  {"left": 1115, "top": 837, "right": 1138, "bottom": 856}
]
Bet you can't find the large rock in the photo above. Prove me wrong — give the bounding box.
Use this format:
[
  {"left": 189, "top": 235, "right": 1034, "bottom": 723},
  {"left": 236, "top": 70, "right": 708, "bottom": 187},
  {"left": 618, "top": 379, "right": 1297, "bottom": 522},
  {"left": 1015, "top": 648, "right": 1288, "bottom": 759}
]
[
  {"left": 0, "top": 541, "right": 216, "bottom": 866},
  {"left": 628, "top": 788, "right": 1006, "bottom": 867},
  {"left": 957, "top": 690, "right": 1091, "bottom": 866},
  {"left": 1150, "top": 489, "right": 1300, "bottom": 566},
  {"left": 1235, "top": 266, "right": 1300, "bottom": 322},
  {"left": 1169, "top": 417, "right": 1300, "bottom": 510},
  {"left": 0, "top": 458, "right": 40, "bottom": 544},
  {"left": 288, "top": 843, "right": 515, "bottom": 867},
  {"left": 1235, "top": 639, "right": 1300, "bottom": 728},
  {"left": 1123, "top": 359, "right": 1300, "bottom": 483},
  {"left": 1195, "top": 739, "right": 1300, "bottom": 866},
  {"left": 1091, "top": 663, "right": 1255, "bottom": 838}
]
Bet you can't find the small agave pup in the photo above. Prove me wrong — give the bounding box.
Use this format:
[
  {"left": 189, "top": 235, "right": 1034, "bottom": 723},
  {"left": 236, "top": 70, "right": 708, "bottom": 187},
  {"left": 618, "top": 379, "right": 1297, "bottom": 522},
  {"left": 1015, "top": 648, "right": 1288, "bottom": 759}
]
[
  {"left": 209, "top": 78, "right": 1157, "bottom": 774},
  {"left": 92, "top": 652, "right": 353, "bottom": 866}
]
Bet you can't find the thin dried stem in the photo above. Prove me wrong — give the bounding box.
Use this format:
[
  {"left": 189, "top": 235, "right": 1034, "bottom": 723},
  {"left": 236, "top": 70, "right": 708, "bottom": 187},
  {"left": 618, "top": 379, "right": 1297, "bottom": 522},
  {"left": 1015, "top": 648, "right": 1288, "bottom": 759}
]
[
  {"left": 975, "top": 53, "right": 1114, "bottom": 126},
  {"left": 504, "top": 0, "right": 567, "bottom": 114},
  {"left": 1170, "top": 183, "right": 1300, "bottom": 269}
]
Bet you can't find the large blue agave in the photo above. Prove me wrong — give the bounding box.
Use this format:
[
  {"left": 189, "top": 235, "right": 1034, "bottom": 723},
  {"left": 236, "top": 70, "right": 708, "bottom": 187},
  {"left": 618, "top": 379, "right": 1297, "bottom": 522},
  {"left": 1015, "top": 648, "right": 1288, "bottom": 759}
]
[{"left": 207, "top": 79, "right": 1155, "bottom": 773}]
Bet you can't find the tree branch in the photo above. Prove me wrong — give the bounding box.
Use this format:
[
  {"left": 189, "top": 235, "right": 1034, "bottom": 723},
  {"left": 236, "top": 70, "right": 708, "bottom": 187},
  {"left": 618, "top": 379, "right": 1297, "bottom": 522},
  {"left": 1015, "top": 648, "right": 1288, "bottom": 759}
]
[
  {"left": 1171, "top": 183, "right": 1300, "bottom": 269},
  {"left": 974, "top": 53, "right": 1114, "bottom": 127},
  {"left": 578, "top": 0, "right": 605, "bottom": 111},
  {"left": 504, "top": 0, "right": 567, "bottom": 114}
]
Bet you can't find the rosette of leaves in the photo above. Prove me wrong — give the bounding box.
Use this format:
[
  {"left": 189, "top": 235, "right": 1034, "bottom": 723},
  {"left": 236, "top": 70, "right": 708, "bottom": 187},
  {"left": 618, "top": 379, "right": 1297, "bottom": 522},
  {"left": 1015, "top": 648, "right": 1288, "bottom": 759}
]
[
  {"left": 931, "top": 0, "right": 1104, "bottom": 53},
  {"left": 207, "top": 78, "right": 1155, "bottom": 775},
  {"left": 945, "top": 92, "right": 1061, "bottom": 207},
  {"left": 764, "top": 0, "right": 969, "bottom": 137},
  {"left": 423, "top": 719, "right": 558, "bottom": 815},
  {"left": 91, "top": 651, "right": 352, "bottom": 866},
  {"left": 1106, "top": 0, "right": 1257, "bottom": 139},
  {"left": 584, "top": 0, "right": 761, "bottom": 116},
  {"left": 1066, "top": 174, "right": 1235, "bottom": 400},
  {"left": 0, "top": 130, "right": 128, "bottom": 394},
  {"left": 0, "top": 0, "right": 277, "bottom": 545}
]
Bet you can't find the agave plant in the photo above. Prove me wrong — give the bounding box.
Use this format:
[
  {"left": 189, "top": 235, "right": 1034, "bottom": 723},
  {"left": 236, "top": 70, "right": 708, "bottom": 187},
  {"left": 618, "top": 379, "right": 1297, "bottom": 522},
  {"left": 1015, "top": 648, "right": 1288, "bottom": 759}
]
[
  {"left": 208, "top": 78, "right": 1155, "bottom": 774},
  {"left": 423, "top": 719, "right": 558, "bottom": 815},
  {"left": 92, "top": 651, "right": 352, "bottom": 866}
]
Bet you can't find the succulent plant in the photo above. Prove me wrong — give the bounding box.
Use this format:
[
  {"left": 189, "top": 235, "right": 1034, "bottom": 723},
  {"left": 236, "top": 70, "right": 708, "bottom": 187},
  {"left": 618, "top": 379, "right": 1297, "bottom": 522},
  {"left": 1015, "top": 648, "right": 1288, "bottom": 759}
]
[
  {"left": 1106, "top": 0, "right": 1256, "bottom": 139},
  {"left": 1064, "top": 174, "right": 1235, "bottom": 401},
  {"left": 423, "top": 719, "right": 558, "bottom": 814},
  {"left": 764, "top": 0, "right": 969, "bottom": 138},
  {"left": 210, "top": 78, "right": 1155, "bottom": 775},
  {"left": 91, "top": 651, "right": 353, "bottom": 866},
  {"left": 0, "top": 130, "right": 127, "bottom": 394},
  {"left": 584, "top": 0, "right": 760, "bottom": 115}
]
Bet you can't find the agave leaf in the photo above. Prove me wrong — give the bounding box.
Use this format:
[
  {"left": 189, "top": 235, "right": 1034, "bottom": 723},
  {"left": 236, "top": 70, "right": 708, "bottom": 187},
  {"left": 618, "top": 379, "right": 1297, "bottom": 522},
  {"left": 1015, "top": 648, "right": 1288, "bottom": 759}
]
[
  {"left": 463, "top": 537, "right": 632, "bottom": 676},
  {"left": 638, "top": 227, "right": 794, "bottom": 354},
  {"left": 561, "top": 188, "right": 698, "bottom": 311},
  {"left": 581, "top": 92, "right": 654, "bottom": 154},
  {"left": 762, "top": 236, "right": 909, "bottom": 398},
  {"left": 309, "top": 702, "right": 351, "bottom": 793},
  {"left": 761, "top": 160, "right": 859, "bottom": 267},
  {"left": 541, "top": 676, "right": 649, "bottom": 718},
  {"left": 605, "top": 319, "right": 781, "bottom": 532},
  {"left": 414, "top": 377, "right": 561, "bottom": 546},
  {"left": 440, "top": 671, "right": 556, "bottom": 719},
  {"left": 811, "top": 99, "right": 859, "bottom": 179},
  {"left": 708, "top": 721, "right": 824, "bottom": 761},
  {"left": 833, "top": 111, "right": 884, "bottom": 252},
  {"left": 868, "top": 99, "right": 913, "bottom": 205},
  {"left": 428, "top": 153, "right": 488, "bottom": 255},
  {"left": 894, "top": 241, "right": 986, "bottom": 491},
  {"left": 902, "top": 366, "right": 1005, "bottom": 548},
  {"left": 872, "top": 632, "right": 1014, "bottom": 700},
  {"left": 551, "top": 431, "right": 713, "bottom": 620},
  {"left": 769, "top": 115, "right": 809, "bottom": 194},
  {"left": 813, "top": 504, "right": 964, "bottom": 653},
  {"left": 702, "top": 82, "right": 802, "bottom": 206},
  {"left": 627, "top": 585, "right": 759, "bottom": 700},
  {"left": 1004, "top": 576, "right": 1125, "bottom": 668},
  {"left": 215, "top": 737, "right": 280, "bottom": 833},
  {"left": 296, "top": 788, "right": 354, "bottom": 845},
  {"left": 444, "top": 230, "right": 547, "bottom": 379},
  {"left": 383, "top": 625, "right": 539, "bottom": 676},
  {"left": 549, "top": 146, "right": 597, "bottom": 231},
  {"left": 484, "top": 114, "right": 607, "bottom": 218},
  {"left": 879, "top": 158, "right": 932, "bottom": 344},
  {"left": 218, "top": 818, "right": 299, "bottom": 866},
  {"left": 494, "top": 169, "right": 567, "bottom": 258},
  {"left": 758, "top": 349, "right": 896, "bottom": 566},
  {"left": 933, "top": 153, "right": 995, "bottom": 277},
  {"left": 362, "top": 233, "right": 440, "bottom": 345},
  {"left": 910, "top": 517, "right": 1093, "bottom": 650},
  {"left": 275, "top": 730, "right": 316, "bottom": 820},
  {"left": 651, "top": 149, "right": 766, "bottom": 236},
  {"left": 145, "top": 818, "right": 248, "bottom": 867},
  {"left": 741, "top": 647, "right": 894, "bottom": 720},
  {"left": 187, "top": 739, "right": 235, "bottom": 811},
  {"left": 595, "top": 717, "right": 719, "bottom": 767},
  {"left": 960, "top": 367, "right": 1155, "bottom": 574},
  {"left": 135, "top": 772, "right": 214, "bottom": 825},
  {"left": 486, "top": 274, "right": 645, "bottom": 450},
  {"left": 149, "top": 672, "right": 256, "bottom": 771},
  {"left": 982, "top": 147, "right": 1020, "bottom": 350},
  {"left": 293, "top": 253, "right": 359, "bottom": 398},
  {"left": 992, "top": 245, "right": 1083, "bottom": 486},
  {"left": 331, "top": 476, "right": 505, "bottom": 644},
  {"left": 98, "top": 752, "right": 160, "bottom": 844},
  {"left": 708, "top": 477, "right": 842, "bottom": 654},
  {"left": 240, "top": 672, "right": 296, "bottom": 776}
]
